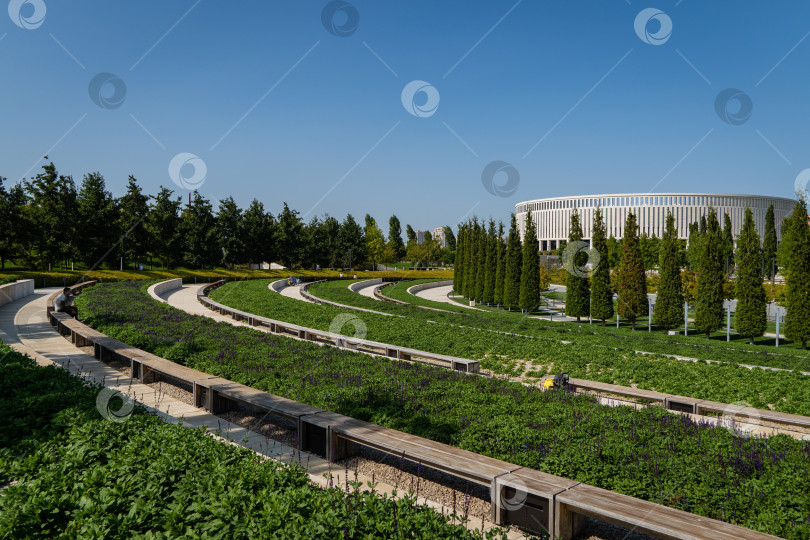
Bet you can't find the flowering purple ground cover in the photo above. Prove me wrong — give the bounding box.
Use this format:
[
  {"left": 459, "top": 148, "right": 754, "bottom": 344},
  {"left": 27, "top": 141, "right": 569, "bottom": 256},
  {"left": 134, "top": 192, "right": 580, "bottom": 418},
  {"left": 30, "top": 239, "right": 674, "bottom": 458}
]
[{"left": 74, "top": 281, "right": 810, "bottom": 537}]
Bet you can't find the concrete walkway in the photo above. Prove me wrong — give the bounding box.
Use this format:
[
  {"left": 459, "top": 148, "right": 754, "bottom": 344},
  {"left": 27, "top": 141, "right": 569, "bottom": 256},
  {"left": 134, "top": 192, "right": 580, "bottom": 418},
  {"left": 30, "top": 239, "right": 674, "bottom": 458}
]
[
  {"left": 270, "top": 279, "right": 314, "bottom": 303},
  {"left": 353, "top": 279, "right": 381, "bottom": 300},
  {"left": 0, "top": 287, "right": 514, "bottom": 536},
  {"left": 415, "top": 285, "right": 485, "bottom": 311}
]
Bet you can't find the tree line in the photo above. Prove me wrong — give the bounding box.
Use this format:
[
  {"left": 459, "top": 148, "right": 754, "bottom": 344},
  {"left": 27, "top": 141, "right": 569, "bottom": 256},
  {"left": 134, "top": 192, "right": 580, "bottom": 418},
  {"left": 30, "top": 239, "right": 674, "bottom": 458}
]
[
  {"left": 0, "top": 162, "right": 457, "bottom": 271},
  {"left": 454, "top": 214, "right": 549, "bottom": 312},
  {"left": 564, "top": 201, "right": 810, "bottom": 348}
]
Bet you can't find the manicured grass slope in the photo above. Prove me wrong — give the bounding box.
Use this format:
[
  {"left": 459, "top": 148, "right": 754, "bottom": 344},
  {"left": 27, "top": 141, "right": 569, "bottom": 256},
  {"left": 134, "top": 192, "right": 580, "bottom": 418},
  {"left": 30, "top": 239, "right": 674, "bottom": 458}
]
[
  {"left": 226, "top": 279, "right": 810, "bottom": 415},
  {"left": 71, "top": 281, "right": 810, "bottom": 536},
  {"left": 0, "top": 342, "right": 501, "bottom": 539}
]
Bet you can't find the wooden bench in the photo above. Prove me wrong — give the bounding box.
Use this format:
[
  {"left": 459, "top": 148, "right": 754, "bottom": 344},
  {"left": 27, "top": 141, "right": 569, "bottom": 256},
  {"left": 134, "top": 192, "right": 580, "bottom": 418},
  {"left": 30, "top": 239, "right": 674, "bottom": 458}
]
[
  {"left": 567, "top": 378, "right": 668, "bottom": 404},
  {"left": 492, "top": 467, "right": 580, "bottom": 534},
  {"left": 203, "top": 379, "right": 324, "bottom": 423},
  {"left": 696, "top": 400, "right": 810, "bottom": 430},
  {"left": 554, "top": 483, "right": 780, "bottom": 540}
]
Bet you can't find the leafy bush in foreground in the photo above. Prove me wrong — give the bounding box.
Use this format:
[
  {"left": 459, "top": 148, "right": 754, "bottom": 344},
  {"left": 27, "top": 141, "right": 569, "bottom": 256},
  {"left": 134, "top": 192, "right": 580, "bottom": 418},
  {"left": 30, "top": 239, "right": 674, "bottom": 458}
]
[
  {"left": 0, "top": 343, "right": 502, "bottom": 539},
  {"left": 72, "top": 281, "right": 810, "bottom": 536}
]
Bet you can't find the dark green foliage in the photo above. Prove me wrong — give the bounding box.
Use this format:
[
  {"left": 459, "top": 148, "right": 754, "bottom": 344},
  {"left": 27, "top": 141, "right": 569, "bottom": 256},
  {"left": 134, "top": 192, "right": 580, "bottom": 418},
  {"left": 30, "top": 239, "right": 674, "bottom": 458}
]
[
  {"left": 338, "top": 214, "right": 365, "bottom": 268},
  {"left": 180, "top": 192, "right": 219, "bottom": 269},
  {"left": 722, "top": 213, "right": 734, "bottom": 273},
  {"left": 474, "top": 222, "right": 486, "bottom": 302},
  {"left": 606, "top": 236, "right": 622, "bottom": 268},
  {"left": 145, "top": 186, "right": 182, "bottom": 270},
  {"left": 735, "top": 208, "right": 767, "bottom": 344},
  {"left": 453, "top": 223, "right": 465, "bottom": 295},
  {"left": 405, "top": 224, "right": 416, "bottom": 242},
  {"left": 564, "top": 208, "right": 590, "bottom": 321},
  {"left": 639, "top": 234, "right": 660, "bottom": 271},
  {"left": 0, "top": 345, "right": 495, "bottom": 539},
  {"left": 483, "top": 220, "right": 497, "bottom": 304},
  {"left": 687, "top": 222, "right": 702, "bottom": 271},
  {"left": 694, "top": 208, "right": 725, "bottom": 338},
  {"left": 589, "top": 207, "right": 613, "bottom": 324},
  {"left": 465, "top": 219, "right": 479, "bottom": 299},
  {"left": 76, "top": 172, "right": 119, "bottom": 268},
  {"left": 388, "top": 215, "right": 407, "bottom": 261},
  {"left": 615, "top": 212, "right": 647, "bottom": 329},
  {"left": 216, "top": 197, "right": 245, "bottom": 267},
  {"left": 116, "top": 176, "right": 150, "bottom": 270},
  {"left": 444, "top": 225, "right": 456, "bottom": 251},
  {"left": 64, "top": 283, "right": 810, "bottom": 536},
  {"left": 653, "top": 213, "right": 683, "bottom": 330},
  {"left": 762, "top": 204, "right": 778, "bottom": 279},
  {"left": 0, "top": 178, "right": 26, "bottom": 270},
  {"left": 503, "top": 214, "right": 522, "bottom": 310},
  {"left": 241, "top": 199, "right": 276, "bottom": 266},
  {"left": 23, "top": 162, "right": 77, "bottom": 270},
  {"left": 493, "top": 222, "right": 506, "bottom": 307},
  {"left": 785, "top": 200, "right": 810, "bottom": 349},
  {"left": 519, "top": 213, "right": 540, "bottom": 312}
]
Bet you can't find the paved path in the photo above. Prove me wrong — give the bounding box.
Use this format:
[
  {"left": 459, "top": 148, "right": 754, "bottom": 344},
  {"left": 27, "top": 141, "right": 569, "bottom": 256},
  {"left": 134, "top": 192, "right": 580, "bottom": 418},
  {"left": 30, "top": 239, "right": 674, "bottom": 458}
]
[
  {"left": 414, "top": 285, "right": 485, "bottom": 311},
  {"left": 353, "top": 279, "right": 381, "bottom": 300},
  {"left": 0, "top": 287, "right": 513, "bottom": 537},
  {"left": 270, "top": 279, "right": 314, "bottom": 303}
]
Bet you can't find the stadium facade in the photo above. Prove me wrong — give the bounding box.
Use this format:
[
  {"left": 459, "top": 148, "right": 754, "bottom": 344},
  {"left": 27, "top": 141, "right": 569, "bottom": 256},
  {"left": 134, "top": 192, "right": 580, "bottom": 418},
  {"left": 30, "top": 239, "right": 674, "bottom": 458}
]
[{"left": 515, "top": 193, "right": 795, "bottom": 252}]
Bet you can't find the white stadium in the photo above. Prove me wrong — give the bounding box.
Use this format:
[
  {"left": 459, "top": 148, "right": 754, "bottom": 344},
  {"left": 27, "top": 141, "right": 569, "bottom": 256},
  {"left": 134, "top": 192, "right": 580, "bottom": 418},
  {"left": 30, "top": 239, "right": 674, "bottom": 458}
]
[{"left": 515, "top": 193, "right": 796, "bottom": 252}]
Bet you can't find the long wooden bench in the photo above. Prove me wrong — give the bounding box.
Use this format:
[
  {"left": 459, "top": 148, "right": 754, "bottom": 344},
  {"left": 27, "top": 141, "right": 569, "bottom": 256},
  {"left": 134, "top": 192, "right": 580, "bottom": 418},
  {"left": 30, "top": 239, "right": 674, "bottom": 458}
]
[
  {"left": 696, "top": 399, "right": 810, "bottom": 430},
  {"left": 567, "top": 378, "right": 669, "bottom": 404},
  {"left": 554, "top": 483, "right": 780, "bottom": 540}
]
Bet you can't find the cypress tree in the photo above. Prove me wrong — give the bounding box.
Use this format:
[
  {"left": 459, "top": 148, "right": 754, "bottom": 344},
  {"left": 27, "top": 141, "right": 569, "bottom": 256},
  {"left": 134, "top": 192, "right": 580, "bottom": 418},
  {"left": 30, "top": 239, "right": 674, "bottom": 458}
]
[
  {"left": 564, "top": 208, "right": 590, "bottom": 322},
  {"left": 653, "top": 213, "right": 683, "bottom": 329},
  {"left": 590, "top": 206, "right": 613, "bottom": 324},
  {"left": 762, "top": 204, "right": 777, "bottom": 279},
  {"left": 615, "top": 212, "right": 647, "bottom": 330},
  {"left": 785, "top": 199, "right": 810, "bottom": 349},
  {"left": 474, "top": 221, "right": 486, "bottom": 302},
  {"left": 503, "top": 214, "right": 522, "bottom": 310},
  {"left": 483, "top": 219, "right": 497, "bottom": 304},
  {"left": 494, "top": 221, "right": 506, "bottom": 307},
  {"left": 735, "top": 208, "right": 767, "bottom": 344},
  {"left": 687, "top": 222, "right": 702, "bottom": 271},
  {"left": 454, "top": 223, "right": 465, "bottom": 295},
  {"left": 694, "top": 208, "right": 725, "bottom": 338},
  {"left": 519, "top": 212, "right": 540, "bottom": 313},
  {"left": 722, "top": 212, "right": 734, "bottom": 273},
  {"left": 464, "top": 219, "right": 478, "bottom": 298}
]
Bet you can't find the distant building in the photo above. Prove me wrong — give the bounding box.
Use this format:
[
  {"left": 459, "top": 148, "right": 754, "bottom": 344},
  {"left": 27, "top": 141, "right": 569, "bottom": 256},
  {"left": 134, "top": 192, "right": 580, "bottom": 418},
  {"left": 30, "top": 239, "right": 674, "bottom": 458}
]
[
  {"left": 432, "top": 226, "right": 447, "bottom": 248},
  {"left": 415, "top": 229, "right": 428, "bottom": 244},
  {"left": 516, "top": 193, "right": 794, "bottom": 252}
]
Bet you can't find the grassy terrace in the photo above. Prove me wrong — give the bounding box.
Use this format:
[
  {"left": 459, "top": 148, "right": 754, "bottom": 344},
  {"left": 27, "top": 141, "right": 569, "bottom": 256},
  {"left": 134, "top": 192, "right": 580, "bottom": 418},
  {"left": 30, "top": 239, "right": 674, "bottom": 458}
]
[
  {"left": 0, "top": 343, "right": 491, "bottom": 539},
  {"left": 68, "top": 280, "right": 810, "bottom": 536},
  {"left": 310, "top": 281, "right": 810, "bottom": 371},
  {"left": 296, "top": 279, "right": 810, "bottom": 414}
]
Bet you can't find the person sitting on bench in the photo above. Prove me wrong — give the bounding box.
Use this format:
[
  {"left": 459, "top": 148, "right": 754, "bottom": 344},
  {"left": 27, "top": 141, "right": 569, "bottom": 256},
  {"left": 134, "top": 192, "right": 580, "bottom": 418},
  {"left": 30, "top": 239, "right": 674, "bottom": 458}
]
[{"left": 54, "top": 287, "right": 79, "bottom": 318}]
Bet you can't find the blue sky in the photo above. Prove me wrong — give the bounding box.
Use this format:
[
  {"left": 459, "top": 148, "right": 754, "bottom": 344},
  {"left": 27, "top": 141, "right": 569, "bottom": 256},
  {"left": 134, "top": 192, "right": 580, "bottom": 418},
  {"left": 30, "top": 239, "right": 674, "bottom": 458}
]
[{"left": 1, "top": 0, "right": 809, "bottom": 231}]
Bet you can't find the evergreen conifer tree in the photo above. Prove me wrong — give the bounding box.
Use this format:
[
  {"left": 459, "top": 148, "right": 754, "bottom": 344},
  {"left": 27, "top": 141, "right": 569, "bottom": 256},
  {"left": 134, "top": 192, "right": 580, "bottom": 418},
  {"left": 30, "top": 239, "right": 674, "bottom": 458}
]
[
  {"left": 503, "top": 214, "right": 522, "bottom": 310},
  {"left": 653, "top": 213, "right": 683, "bottom": 329},
  {"left": 519, "top": 213, "right": 540, "bottom": 313},
  {"left": 615, "top": 212, "right": 647, "bottom": 330},
  {"left": 722, "top": 213, "right": 734, "bottom": 273},
  {"left": 454, "top": 223, "right": 465, "bottom": 295},
  {"left": 589, "top": 206, "right": 613, "bottom": 324},
  {"left": 694, "top": 208, "right": 725, "bottom": 338},
  {"left": 474, "top": 221, "right": 486, "bottom": 302},
  {"left": 483, "top": 219, "right": 497, "bottom": 304},
  {"left": 735, "top": 208, "right": 767, "bottom": 344},
  {"left": 762, "top": 204, "right": 777, "bottom": 279},
  {"left": 464, "top": 219, "right": 478, "bottom": 298},
  {"left": 493, "top": 221, "right": 506, "bottom": 307},
  {"left": 785, "top": 200, "right": 810, "bottom": 349},
  {"left": 564, "top": 208, "right": 590, "bottom": 322}
]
